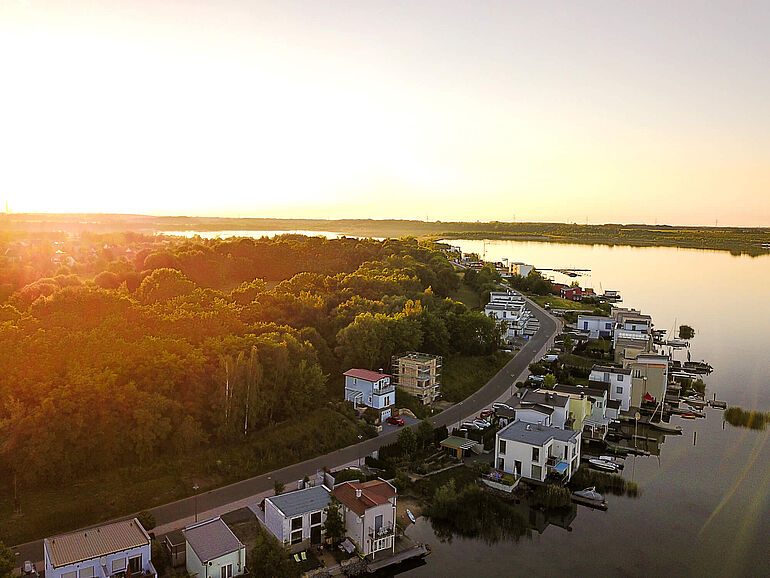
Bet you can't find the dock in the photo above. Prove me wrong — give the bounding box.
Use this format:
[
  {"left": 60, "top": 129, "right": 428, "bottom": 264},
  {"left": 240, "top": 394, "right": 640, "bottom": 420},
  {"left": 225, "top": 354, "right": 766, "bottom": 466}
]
[{"left": 366, "top": 544, "right": 430, "bottom": 573}]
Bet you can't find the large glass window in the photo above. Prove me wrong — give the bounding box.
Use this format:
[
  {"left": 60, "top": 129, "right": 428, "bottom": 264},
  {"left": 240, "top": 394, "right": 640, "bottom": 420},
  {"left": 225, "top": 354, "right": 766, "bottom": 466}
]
[
  {"left": 128, "top": 556, "right": 142, "bottom": 574},
  {"left": 220, "top": 564, "right": 232, "bottom": 578},
  {"left": 310, "top": 511, "right": 322, "bottom": 525},
  {"left": 291, "top": 516, "right": 302, "bottom": 531},
  {"left": 291, "top": 529, "right": 303, "bottom": 545},
  {"left": 531, "top": 464, "right": 542, "bottom": 479},
  {"left": 499, "top": 439, "right": 506, "bottom": 454},
  {"left": 112, "top": 559, "right": 126, "bottom": 573},
  {"left": 532, "top": 447, "right": 540, "bottom": 462},
  {"left": 79, "top": 568, "right": 94, "bottom": 578}
]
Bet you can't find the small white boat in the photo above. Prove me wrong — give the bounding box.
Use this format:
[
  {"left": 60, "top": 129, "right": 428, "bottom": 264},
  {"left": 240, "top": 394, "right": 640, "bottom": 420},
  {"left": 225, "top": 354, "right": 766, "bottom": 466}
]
[
  {"left": 406, "top": 509, "right": 416, "bottom": 524},
  {"left": 574, "top": 487, "right": 604, "bottom": 501},
  {"left": 598, "top": 455, "right": 623, "bottom": 467},
  {"left": 589, "top": 458, "right": 618, "bottom": 472}
]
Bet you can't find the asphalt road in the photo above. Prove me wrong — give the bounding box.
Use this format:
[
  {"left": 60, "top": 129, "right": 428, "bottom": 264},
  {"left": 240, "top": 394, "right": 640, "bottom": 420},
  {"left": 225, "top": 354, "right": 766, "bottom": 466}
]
[{"left": 11, "top": 297, "right": 559, "bottom": 567}]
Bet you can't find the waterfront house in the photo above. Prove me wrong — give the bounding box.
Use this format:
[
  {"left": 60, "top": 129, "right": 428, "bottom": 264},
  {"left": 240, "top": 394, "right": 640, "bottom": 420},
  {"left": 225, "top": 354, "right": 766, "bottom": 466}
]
[
  {"left": 577, "top": 315, "right": 614, "bottom": 339},
  {"left": 344, "top": 369, "right": 395, "bottom": 422},
  {"left": 613, "top": 331, "right": 652, "bottom": 364},
  {"left": 561, "top": 286, "right": 583, "bottom": 301},
  {"left": 553, "top": 384, "right": 612, "bottom": 440},
  {"left": 263, "top": 485, "right": 331, "bottom": 552},
  {"left": 44, "top": 518, "right": 156, "bottom": 578},
  {"left": 511, "top": 390, "right": 570, "bottom": 429},
  {"left": 626, "top": 354, "right": 669, "bottom": 409},
  {"left": 332, "top": 480, "right": 397, "bottom": 558},
  {"left": 509, "top": 262, "right": 534, "bottom": 277},
  {"left": 391, "top": 352, "right": 442, "bottom": 405},
  {"left": 495, "top": 420, "right": 581, "bottom": 482},
  {"left": 589, "top": 365, "right": 633, "bottom": 412},
  {"left": 184, "top": 517, "right": 246, "bottom": 578}
]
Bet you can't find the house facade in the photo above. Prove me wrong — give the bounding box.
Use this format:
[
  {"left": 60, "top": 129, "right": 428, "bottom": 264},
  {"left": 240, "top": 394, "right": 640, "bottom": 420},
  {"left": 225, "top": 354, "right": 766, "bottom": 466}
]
[
  {"left": 627, "top": 354, "right": 669, "bottom": 409},
  {"left": 495, "top": 420, "right": 581, "bottom": 482},
  {"left": 589, "top": 365, "right": 633, "bottom": 412},
  {"left": 391, "top": 352, "right": 441, "bottom": 405},
  {"left": 332, "top": 480, "right": 397, "bottom": 558},
  {"left": 44, "top": 519, "right": 156, "bottom": 578},
  {"left": 514, "top": 390, "right": 570, "bottom": 429},
  {"left": 343, "top": 369, "right": 395, "bottom": 421},
  {"left": 184, "top": 518, "right": 246, "bottom": 578},
  {"left": 577, "top": 315, "right": 614, "bottom": 339},
  {"left": 263, "top": 485, "right": 331, "bottom": 553}
]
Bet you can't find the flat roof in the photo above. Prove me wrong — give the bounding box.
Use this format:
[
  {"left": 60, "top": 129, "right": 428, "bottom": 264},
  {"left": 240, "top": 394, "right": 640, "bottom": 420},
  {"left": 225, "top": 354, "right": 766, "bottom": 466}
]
[
  {"left": 184, "top": 518, "right": 243, "bottom": 564},
  {"left": 440, "top": 436, "right": 479, "bottom": 450},
  {"left": 265, "top": 485, "right": 331, "bottom": 518},
  {"left": 45, "top": 518, "right": 150, "bottom": 569},
  {"left": 576, "top": 315, "right": 613, "bottom": 321},
  {"left": 498, "top": 420, "right": 580, "bottom": 446},
  {"left": 553, "top": 384, "right": 606, "bottom": 398},
  {"left": 520, "top": 390, "right": 569, "bottom": 408},
  {"left": 591, "top": 365, "right": 632, "bottom": 375}
]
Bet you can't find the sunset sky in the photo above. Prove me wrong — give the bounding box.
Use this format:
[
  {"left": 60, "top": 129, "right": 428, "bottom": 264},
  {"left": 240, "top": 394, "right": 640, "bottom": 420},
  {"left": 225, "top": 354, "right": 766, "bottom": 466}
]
[{"left": 1, "top": 1, "right": 768, "bottom": 226}]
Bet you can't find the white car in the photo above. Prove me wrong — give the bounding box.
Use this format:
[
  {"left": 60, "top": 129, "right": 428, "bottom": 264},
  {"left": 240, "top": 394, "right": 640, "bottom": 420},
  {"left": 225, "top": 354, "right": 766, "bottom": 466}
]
[
  {"left": 461, "top": 421, "right": 481, "bottom": 431},
  {"left": 492, "top": 402, "right": 513, "bottom": 411},
  {"left": 473, "top": 419, "right": 492, "bottom": 429}
]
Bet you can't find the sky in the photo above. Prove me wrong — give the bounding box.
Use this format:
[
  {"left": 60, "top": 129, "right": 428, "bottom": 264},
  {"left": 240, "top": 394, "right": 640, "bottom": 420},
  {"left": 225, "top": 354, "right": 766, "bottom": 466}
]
[{"left": 1, "top": 0, "right": 768, "bottom": 226}]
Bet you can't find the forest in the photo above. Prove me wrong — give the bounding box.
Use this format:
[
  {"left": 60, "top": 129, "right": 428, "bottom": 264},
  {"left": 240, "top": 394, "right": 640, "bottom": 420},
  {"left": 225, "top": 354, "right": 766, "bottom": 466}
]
[{"left": 0, "top": 233, "right": 503, "bottom": 542}]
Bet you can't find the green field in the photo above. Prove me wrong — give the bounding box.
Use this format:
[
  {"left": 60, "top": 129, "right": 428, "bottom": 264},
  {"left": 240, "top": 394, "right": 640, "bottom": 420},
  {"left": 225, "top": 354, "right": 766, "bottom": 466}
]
[
  {"left": 449, "top": 277, "right": 482, "bottom": 310},
  {"left": 530, "top": 295, "right": 595, "bottom": 310}
]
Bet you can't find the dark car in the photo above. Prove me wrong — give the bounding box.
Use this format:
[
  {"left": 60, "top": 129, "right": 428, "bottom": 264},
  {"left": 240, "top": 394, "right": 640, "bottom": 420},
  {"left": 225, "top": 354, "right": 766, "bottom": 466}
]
[{"left": 387, "top": 415, "right": 405, "bottom": 426}]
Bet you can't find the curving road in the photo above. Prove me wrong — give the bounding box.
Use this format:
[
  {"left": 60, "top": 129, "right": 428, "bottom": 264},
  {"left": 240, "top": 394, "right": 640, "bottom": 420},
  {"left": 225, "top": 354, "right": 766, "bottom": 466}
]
[{"left": 12, "top": 297, "right": 559, "bottom": 567}]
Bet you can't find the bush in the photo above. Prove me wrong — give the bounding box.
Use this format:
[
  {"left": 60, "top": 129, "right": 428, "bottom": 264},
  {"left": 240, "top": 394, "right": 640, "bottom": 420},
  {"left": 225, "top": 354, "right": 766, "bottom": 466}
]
[
  {"left": 724, "top": 406, "right": 770, "bottom": 430},
  {"left": 136, "top": 510, "right": 156, "bottom": 531},
  {"left": 530, "top": 484, "right": 572, "bottom": 510}
]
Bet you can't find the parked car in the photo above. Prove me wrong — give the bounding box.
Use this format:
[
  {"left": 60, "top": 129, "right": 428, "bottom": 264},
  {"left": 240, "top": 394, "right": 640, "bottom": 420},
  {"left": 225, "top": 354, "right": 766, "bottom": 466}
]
[
  {"left": 461, "top": 422, "right": 481, "bottom": 431},
  {"left": 386, "top": 415, "right": 405, "bottom": 426},
  {"left": 479, "top": 409, "right": 494, "bottom": 419},
  {"left": 492, "top": 402, "right": 512, "bottom": 411},
  {"left": 473, "top": 419, "right": 492, "bottom": 429}
]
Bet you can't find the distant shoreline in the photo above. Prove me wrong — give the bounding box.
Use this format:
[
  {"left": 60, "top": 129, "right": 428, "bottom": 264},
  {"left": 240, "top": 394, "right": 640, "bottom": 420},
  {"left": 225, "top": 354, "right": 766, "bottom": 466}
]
[{"left": 1, "top": 213, "right": 769, "bottom": 256}]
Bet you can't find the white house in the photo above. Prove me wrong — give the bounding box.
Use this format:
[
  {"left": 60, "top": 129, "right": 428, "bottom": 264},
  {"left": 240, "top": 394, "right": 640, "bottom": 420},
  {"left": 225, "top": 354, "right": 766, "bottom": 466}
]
[
  {"left": 184, "top": 518, "right": 246, "bottom": 578},
  {"left": 344, "top": 369, "right": 395, "bottom": 421},
  {"left": 263, "top": 485, "right": 331, "bottom": 553},
  {"left": 495, "top": 420, "right": 581, "bottom": 482},
  {"left": 485, "top": 290, "right": 531, "bottom": 341},
  {"left": 577, "top": 315, "right": 614, "bottom": 339},
  {"left": 589, "top": 365, "right": 633, "bottom": 412},
  {"left": 332, "top": 480, "right": 397, "bottom": 558},
  {"left": 44, "top": 518, "right": 156, "bottom": 578},
  {"left": 513, "top": 390, "right": 570, "bottom": 429},
  {"left": 509, "top": 262, "right": 534, "bottom": 278}
]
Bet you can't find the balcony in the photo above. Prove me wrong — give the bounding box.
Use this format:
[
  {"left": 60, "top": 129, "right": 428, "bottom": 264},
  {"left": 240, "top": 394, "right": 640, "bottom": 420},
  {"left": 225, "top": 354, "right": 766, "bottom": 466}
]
[{"left": 369, "top": 523, "right": 395, "bottom": 540}]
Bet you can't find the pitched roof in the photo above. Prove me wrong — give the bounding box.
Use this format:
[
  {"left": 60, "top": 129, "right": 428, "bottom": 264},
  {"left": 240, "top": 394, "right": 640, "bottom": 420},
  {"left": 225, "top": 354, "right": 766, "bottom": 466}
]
[
  {"left": 332, "top": 480, "right": 396, "bottom": 516},
  {"left": 184, "top": 517, "right": 243, "bottom": 564},
  {"left": 344, "top": 368, "right": 390, "bottom": 382},
  {"left": 44, "top": 518, "right": 150, "bottom": 568},
  {"left": 266, "top": 485, "right": 331, "bottom": 518}
]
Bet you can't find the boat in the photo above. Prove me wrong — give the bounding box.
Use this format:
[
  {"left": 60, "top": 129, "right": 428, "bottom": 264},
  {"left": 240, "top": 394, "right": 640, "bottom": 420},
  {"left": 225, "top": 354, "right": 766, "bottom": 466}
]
[
  {"left": 406, "top": 509, "right": 416, "bottom": 523},
  {"left": 680, "top": 413, "right": 697, "bottom": 419},
  {"left": 598, "top": 455, "right": 624, "bottom": 468},
  {"left": 574, "top": 486, "right": 604, "bottom": 501},
  {"left": 589, "top": 458, "right": 618, "bottom": 472},
  {"left": 683, "top": 361, "right": 713, "bottom": 374}
]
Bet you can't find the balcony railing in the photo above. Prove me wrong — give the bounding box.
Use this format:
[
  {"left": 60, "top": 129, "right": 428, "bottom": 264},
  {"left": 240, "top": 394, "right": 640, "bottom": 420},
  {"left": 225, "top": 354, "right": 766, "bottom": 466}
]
[{"left": 369, "top": 523, "right": 395, "bottom": 540}]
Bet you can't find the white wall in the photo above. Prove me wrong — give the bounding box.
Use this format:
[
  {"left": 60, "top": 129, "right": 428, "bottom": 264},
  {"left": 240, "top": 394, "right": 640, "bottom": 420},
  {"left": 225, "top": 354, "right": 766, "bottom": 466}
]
[
  {"left": 186, "top": 545, "right": 245, "bottom": 578},
  {"left": 515, "top": 408, "right": 552, "bottom": 427},
  {"left": 45, "top": 544, "right": 152, "bottom": 578}
]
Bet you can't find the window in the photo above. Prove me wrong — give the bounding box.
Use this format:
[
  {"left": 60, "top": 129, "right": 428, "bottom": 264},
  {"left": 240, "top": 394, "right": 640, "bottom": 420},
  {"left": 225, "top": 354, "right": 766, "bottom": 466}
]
[
  {"left": 291, "top": 529, "right": 303, "bottom": 544},
  {"left": 633, "top": 370, "right": 642, "bottom": 378},
  {"left": 79, "top": 568, "right": 94, "bottom": 578},
  {"left": 532, "top": 447, "right": 540, "bottom": 462},
  {"left": 310, "top": 511, "right": 322, "bottom": 525},
  {"left": 221, "top": 564, "right": 233, "bottom": 578},
  {"left": 603, "top": 372, "right": 609, "bottom": 381},
  {"left": 128, "top": 556, "right": 142, "bottom": 574},
  {"left": 617, "top": 374, "right": 622, "bottom": 381},
  {"left": 112, "top": 559, "right": 126, "bottom": 573},
  {"left": 375, "top": 514, "right": 383, "bottom": 530},
  {"left": 531, "top": 464, "right": 542, "bottom": 479},
  {"left": 499, "top": 439, "right": 506, "bottom": 454},
  {"left": 291, "top": 516, "right": 302, "bottom": 531},
  {"left": 63, "top": 572, "right": 77, "bottom": 578},
  {"left": 617, "top": 386, "right": 623, "bottom": 394},
  {"left": 605, "top": 323, "right": 612, "bottom": 330}
]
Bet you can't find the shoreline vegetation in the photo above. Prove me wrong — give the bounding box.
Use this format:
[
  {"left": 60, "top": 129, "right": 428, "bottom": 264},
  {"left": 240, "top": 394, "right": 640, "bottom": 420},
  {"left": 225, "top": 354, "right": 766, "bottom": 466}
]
[
  {"left": 2, "top": 214, "right": 769, "bottom": 256},
  {"left": 724, "top": 407, "right": 770, "bottom": 430}
]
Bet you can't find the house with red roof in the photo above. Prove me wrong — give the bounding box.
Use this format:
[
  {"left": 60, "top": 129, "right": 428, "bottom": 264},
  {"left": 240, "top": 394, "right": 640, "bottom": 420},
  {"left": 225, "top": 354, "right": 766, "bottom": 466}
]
[
  {"left": 332, "top": 480, "right": 397, "bottom": 557},
  {"left": 343, "top": 369, "right": 395, "bottom": 422}
]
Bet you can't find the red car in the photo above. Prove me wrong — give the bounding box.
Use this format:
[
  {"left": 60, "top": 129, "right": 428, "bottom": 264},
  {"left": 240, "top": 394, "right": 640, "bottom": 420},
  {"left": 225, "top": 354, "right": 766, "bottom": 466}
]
[{"left": 387, "top": 415, "right": 405, "bottom": 426}]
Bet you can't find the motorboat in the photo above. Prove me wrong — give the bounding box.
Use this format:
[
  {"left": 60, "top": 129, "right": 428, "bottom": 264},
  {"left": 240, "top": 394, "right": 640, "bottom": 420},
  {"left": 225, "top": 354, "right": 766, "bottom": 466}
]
[
  {"left": 573, "top": 487, "right": 604, "bottom": 501},
  {"left": 589, "top": 458, "right": 619, "bottom": 472},
  {"left": 407, "top": 509, "right": 416, "bottom": 524}
]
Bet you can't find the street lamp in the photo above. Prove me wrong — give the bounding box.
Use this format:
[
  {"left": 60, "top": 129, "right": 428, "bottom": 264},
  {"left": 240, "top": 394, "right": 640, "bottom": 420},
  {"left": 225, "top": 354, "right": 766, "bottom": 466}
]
[{"left": 193, "top": 484, "right": 200, "bottom": 522}]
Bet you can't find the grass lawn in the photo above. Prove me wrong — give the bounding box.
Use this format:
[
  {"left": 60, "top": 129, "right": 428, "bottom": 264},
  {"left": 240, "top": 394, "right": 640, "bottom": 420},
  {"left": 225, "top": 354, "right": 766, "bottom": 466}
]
[
  {"left": 449, "top": 276, "right": 481, "bottom": 310},
  {"left": 530, "top": 295, "right": 594, "bottom": 310},
  {"left": 441, "top": 351, "right": 513, "bottom": 403},
  {"left": 414, "top": 465, "right": 479, "bottom": 498}
]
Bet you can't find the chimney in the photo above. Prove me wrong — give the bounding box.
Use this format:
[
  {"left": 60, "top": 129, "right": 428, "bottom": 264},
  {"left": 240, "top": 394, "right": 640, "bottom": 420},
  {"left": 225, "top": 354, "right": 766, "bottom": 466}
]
[
  {"left": 526, "top": 424, "right": 531, "bottom": 431},
  {"left": 355, "top": 488, "right": 362, "bottom": 498}
]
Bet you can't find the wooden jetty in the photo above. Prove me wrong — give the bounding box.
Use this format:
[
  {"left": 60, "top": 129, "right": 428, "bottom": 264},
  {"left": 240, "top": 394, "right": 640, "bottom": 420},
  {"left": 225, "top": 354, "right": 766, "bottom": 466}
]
[
  {"left": 571, "top": 494, "right": 608, "bottom": 511},
  {"left": 366, "top": 544, "right": 430, "bottom": 573}
]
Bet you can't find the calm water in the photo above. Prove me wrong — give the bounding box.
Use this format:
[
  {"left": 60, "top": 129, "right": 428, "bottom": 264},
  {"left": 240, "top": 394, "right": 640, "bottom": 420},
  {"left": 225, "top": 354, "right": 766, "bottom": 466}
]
[{"left": 403, "top": 240, "right": 770, "bottom": 577}]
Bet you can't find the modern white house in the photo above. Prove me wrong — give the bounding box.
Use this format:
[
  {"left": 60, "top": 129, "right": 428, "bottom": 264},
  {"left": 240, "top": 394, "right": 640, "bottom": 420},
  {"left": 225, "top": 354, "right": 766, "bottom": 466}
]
[
  {"left": 44, "top": 518, "right": 156, "bottom": 578},
  {"left": 576, "top": 315, "right": 614, "bottom": 339},
  {"left": 589, "top": 365, "right": 633, "bottom": 412},
  {"left": 343, "top": 369, "right": 395, "bottom": 421},
  {"left": 263, "top": 485, "right": 331, "bottom": 553},
  {"left": 495, "top": 420, "right": 581, "bottom": 483},
  {"left": 485, "top": 290, "right": 531, "bottom": 341},
  {"left": 509, "top": 262, "right": 534, "bottom": 278},
  {"left": 184, "top": 517, "right": 246, "bottom": 578},
  {"left": 553, "top": 384, "right": 613, "bottom": 441},
  {"left": 332, "top": 480, "right": 397, "bottom": 558},
  {"left": 512, "top": 390, "right": 570, "bottom": 429}
]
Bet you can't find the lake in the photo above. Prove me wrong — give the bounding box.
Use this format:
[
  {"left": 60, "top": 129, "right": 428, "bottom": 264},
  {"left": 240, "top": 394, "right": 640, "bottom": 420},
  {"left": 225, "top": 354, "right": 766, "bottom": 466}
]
[{"left": 400, "top": 239, "right": 770, "bottom": 577}]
